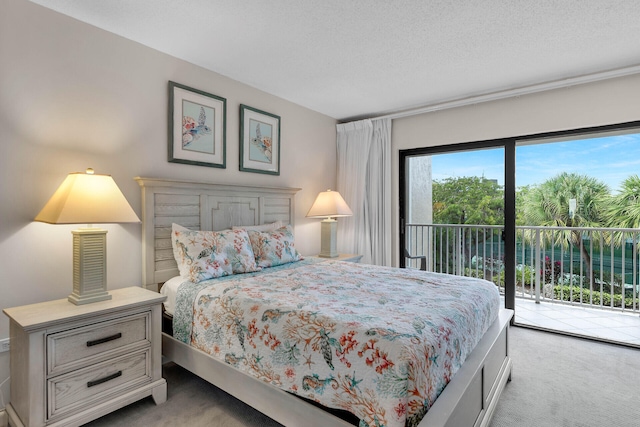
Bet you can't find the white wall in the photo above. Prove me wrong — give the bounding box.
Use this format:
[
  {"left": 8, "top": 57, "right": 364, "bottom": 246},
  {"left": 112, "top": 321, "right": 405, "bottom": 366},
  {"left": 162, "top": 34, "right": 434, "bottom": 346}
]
[
  {"left": 0, "top": 0, "right": 337, "bottom": 405},
  {"left": 391, "top": 73, "right": 640, "bottom": 266}
]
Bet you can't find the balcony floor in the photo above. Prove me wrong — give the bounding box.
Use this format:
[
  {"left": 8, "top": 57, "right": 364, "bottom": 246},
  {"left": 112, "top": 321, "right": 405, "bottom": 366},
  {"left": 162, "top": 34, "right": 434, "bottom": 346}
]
[{"left": 509, "top": 297, "right": 640, "bottom": 347}]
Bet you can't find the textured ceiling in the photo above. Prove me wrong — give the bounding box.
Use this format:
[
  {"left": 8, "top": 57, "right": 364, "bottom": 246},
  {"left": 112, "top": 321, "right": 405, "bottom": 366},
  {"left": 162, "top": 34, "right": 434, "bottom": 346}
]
[{"left": 29, "top": 0, "right": 640, "bottom": 120}]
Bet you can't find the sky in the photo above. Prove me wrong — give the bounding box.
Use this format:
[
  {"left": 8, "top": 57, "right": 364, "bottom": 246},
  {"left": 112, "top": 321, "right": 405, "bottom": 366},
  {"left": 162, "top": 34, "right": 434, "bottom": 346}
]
[{"left": 430, "top": 132, "right": 640, "bottom": 193}]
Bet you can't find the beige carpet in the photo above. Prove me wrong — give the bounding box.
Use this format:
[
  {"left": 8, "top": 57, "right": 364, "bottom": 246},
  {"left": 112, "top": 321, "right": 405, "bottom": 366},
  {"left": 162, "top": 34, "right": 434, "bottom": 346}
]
[
  {"left": 84, "top": 361, "right": 283, "bottom": 427},
  {"left": 489, "top": 327, "right": 640, "bottom": 427},
  {"left": 85, "top": 327, "right": 640, "bottom": 427}
]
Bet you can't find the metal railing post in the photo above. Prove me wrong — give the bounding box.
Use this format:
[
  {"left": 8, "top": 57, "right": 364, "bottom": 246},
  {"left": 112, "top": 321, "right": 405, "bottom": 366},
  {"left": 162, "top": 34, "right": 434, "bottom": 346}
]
[
  {"left": 456, "top": 227, "right": 462, "bottom": 276},
  {"left": 535, "top": 228, "right": 541, "bottom": 304}
]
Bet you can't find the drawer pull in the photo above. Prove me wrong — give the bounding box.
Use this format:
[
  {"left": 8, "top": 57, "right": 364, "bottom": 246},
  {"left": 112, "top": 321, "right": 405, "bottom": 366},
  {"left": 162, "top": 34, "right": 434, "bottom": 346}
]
[
  {"left": 87, "top": 371, "right": 122, "bottom": 388},
  {"left": 86, "top": 333, "right": 122, "bottom": 347}
]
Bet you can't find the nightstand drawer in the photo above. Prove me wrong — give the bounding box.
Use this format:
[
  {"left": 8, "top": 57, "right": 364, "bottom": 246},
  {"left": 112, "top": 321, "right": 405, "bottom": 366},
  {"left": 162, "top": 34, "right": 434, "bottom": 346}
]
[
  {"left": 48, "top": 349, "right": 151, "bottom": 421},
  {"left": 48, "top": 311, "right": 150, "bottom": 375}
]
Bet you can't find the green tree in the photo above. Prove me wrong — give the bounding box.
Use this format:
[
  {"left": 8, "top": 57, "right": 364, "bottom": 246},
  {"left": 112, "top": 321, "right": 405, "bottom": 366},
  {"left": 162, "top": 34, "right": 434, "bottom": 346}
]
[
  {"left": 520, "top": 172, "right": 609, "bottom": 282},
  {"left": 432, "top": 176, "right": 503, "bottom": 225},
  {"left": 603, "top": 175, "right": 640, "bottom": 228},
  {"left": 515, "top": 185, "right": 532, "bottom": 226},
  {"left": 432, "top": 176, "right": 504, "bottom": 273},
  {"left": 602, "top": 175, "right": 640, "bottom": 246}
]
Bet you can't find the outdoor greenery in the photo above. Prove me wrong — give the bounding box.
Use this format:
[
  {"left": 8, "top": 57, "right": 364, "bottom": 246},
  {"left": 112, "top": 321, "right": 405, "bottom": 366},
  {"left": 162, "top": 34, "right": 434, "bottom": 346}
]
[
  {"left": 432, "top": 177, "right": 504, "bottom": 273},
  {"left": 602, "top": 175, "right": 640, "bottom": 245},
  {"left": 518, "top": 172, "right": 609, "bottom": 228},
  {"left": 433, "top": 172, "right": 640, "bottom": 230},
  {"left": 520, "top": 172, "right": 610, "bottom": 283},
  {"left": 431, "top": 173, "right": 640, "bottom": 310},
  {"left": 432, "top": 176, "right": 504, "bottom": 225},
  {"left": 553, "top": 285, "right": 638, "bottom": 310}
]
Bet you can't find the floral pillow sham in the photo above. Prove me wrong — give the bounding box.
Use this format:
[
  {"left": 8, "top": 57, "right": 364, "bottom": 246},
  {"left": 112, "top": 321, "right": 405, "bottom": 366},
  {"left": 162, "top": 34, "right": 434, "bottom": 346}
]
[
  {"left": 247, "top": 225, "right": 303, "bottom": 268},
  {"left": 171, "top": 223, "right": 260, "bottom": 283}
]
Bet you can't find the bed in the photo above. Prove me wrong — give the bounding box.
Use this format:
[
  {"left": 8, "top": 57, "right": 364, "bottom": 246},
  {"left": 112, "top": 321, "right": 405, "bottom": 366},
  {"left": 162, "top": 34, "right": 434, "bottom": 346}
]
[{"left": 136, "top": 177, "right": 513, "bottom": 427}]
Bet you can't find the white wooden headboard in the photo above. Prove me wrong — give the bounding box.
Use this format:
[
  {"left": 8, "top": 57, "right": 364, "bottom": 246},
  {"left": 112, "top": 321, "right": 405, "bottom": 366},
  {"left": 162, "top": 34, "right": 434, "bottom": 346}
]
[{"left": 135, "top": 177, "right": 301, "bottom": 286}]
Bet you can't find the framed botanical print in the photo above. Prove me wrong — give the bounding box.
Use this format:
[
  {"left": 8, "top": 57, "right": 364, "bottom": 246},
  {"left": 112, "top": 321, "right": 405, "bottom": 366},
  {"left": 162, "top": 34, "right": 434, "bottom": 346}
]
[
  {"left": 168, "top": 81, "right": 226, "bottom": 168},
  {"left": 240, "top": 104, "right": 280, "bottom": 175}
]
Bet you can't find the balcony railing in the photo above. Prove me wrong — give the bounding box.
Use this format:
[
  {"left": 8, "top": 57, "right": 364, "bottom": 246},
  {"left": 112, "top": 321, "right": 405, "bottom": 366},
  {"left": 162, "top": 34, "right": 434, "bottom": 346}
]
[{"left": 405, "top": 224, "right": 640, "bottom": 313}]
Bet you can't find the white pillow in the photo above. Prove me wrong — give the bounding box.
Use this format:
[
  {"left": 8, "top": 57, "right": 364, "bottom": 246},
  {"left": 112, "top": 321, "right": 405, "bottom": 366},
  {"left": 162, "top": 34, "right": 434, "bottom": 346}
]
[{"left": 232, "top": 221, "right": 284, "bottom": 232}]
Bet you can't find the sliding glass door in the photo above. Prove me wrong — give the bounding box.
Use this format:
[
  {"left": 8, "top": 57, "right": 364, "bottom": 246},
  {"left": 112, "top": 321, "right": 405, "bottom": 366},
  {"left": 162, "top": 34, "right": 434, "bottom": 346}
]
[
  {"left": 514, "top": 129, "right": 640, "bottom": 345},
  {"left": 400, "top": 142, "right": 513, "bottom": 312},
  {"left": 399, "top": 120, "right": 640, "bottom": 346}
]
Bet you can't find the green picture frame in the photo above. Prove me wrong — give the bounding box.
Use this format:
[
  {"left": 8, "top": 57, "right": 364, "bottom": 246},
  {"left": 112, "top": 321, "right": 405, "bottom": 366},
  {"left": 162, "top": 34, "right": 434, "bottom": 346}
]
[
  {"left": 168, "top": 81, "right": 226, "bottom": 168},
  {"left": 240, "top": 104, "right": 280, "bottom": 175}
]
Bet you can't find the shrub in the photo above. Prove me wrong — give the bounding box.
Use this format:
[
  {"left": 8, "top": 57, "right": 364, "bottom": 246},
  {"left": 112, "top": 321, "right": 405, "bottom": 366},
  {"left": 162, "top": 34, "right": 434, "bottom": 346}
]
[
  {"left": 542, "top": 256, "right": 562, "bottom": 283},
  {"left": 557, "top": 274, "right": 583, "bottom": 287},
  {"left": 471, "top": 255, "right": 504, "bottom": 274},
  {"left": 591, "top": 270, "right": 624, "bottom": 288},
  {"left": 496, "top": 264, "right": 535, "bottom": 287},
  {"left": 463, "top": 267, "right": 503, "bottom": 288},
  {"left": 552, "top": 285, "right": 638, "bottom": 310}
]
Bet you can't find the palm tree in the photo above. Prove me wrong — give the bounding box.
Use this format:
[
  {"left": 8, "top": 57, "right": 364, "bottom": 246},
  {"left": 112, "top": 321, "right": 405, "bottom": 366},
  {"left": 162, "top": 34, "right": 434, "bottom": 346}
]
[
  {"left": 520, "top": 172, "right": 609, "bottom": 284},
  {"left": 602, "top": 175, "right": 640, "bottom": 246}
]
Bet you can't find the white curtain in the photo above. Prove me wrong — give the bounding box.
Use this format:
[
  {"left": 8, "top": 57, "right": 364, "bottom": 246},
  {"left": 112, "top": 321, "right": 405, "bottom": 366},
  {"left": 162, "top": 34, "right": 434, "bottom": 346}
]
[{"left": 336, "top": 118, "right": 391, "bottom": 265}]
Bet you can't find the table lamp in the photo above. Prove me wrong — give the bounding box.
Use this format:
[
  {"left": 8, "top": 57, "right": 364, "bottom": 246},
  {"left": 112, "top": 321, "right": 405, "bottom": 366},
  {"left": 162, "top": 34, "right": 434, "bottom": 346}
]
[
  {"left": 34, "top": 168, "right": 140, "bottom": 305},
  {"left": 306, "top": 189, "right": 352, "bottom": 258}
]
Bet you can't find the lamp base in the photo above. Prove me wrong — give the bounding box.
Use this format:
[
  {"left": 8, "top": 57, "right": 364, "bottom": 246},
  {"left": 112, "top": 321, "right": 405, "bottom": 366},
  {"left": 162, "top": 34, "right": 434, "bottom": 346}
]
[
  {"left": 68, "top": 291, "right": 112, "bottom": 305},
  {"left": 69, "top": 228, "right": 112, "bottom": 306},
  {"left": 318, "top": 219, "right": 338, "bottom": 258}
]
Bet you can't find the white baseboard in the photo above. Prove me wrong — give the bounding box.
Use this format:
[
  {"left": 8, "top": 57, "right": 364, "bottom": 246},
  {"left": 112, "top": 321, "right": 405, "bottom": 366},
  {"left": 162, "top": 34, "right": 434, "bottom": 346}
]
[{"left": 0, "top": 409, "right": 8, "bottom": 427}]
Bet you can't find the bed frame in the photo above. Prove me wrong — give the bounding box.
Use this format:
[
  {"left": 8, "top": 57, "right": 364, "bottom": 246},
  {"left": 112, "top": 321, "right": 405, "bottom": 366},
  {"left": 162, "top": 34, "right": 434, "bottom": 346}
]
[{"left": 136, "top": 177, "right": 513, "bottom": 427}]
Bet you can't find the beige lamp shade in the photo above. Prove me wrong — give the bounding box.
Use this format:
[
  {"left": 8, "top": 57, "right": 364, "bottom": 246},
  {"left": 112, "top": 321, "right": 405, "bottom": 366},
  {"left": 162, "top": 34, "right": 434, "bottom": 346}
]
[
  {"left": 35, "top": 169, "right": 139, "bottom": 305},
  {"left": 35, "top": 169, "right": 140, "bottom": 224},
  {"left": 307, "top": 190, "right": 352, "bottom": 258},
  {"left": 306, "top": 190, "right": 353, "bottom": 219}
]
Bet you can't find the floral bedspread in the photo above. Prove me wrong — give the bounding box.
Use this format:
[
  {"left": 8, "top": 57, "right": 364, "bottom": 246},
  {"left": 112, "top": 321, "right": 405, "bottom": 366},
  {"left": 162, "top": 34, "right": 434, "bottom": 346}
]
[{"left": 173, "top": 259, "right": 500, "bottom": 427}]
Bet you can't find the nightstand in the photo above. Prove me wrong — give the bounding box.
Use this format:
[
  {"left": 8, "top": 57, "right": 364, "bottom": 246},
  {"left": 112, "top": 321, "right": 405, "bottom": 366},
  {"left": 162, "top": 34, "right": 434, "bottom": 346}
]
[
  {"left": 3, "top": 287, "right": 167, "bottom": 427},
  {"left": 312, "top": 253, "right": 363, "bottom": 263}
]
